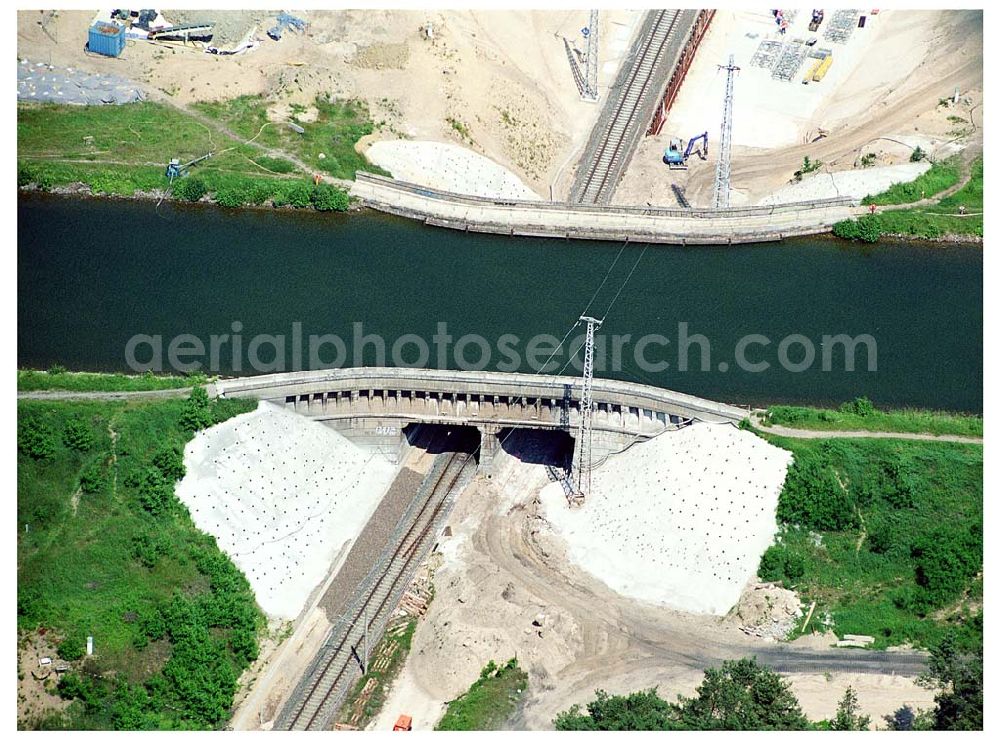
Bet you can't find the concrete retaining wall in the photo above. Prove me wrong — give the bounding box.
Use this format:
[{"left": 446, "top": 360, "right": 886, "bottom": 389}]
[{"left": 351, "top": 173, "right": 858, "bottom": 245}]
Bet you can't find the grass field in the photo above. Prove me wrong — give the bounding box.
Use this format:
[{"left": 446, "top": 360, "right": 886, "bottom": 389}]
[
  {"left": 760, "top": 435, "right": 982, "bottom": 650},
  {"left": 835, "top": 157, "right": 982, "bottom": 241},
  {"left": 16, "top": 99, "right": 371, "bottom": 209},
  {"left": 862, "top": 157, "right": 962, "bottom": 206},
  {"left": 192, "top": 94, "right": 389, "bottom": 181},
  {"left": 18, "top": 369, "right": 207, "bottom": 393},
  {"left": 762, "top": 401, "right": 982, "bottom": 437},
  {"left": 17, "top": 393, "right": 262, "bottom": 729},
  {"left": 435, "top": 658, "right": 528, "bottom": 731}
]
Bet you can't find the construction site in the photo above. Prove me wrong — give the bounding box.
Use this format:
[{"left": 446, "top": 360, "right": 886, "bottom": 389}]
[
  {"left": 16, "top": 6, "right": 984, "bottom": 733},
  {"left": 17, "top": 8, "right": 983, "bottom": 214}
]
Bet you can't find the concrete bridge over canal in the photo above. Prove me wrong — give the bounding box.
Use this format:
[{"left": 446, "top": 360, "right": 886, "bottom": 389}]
[{"left": 214, "top": 367, "right": 748, "bottom": 470}]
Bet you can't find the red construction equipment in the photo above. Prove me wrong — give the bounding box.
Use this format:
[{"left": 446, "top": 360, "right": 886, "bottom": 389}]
[{"left": 393, "top": 715, "right": 413, "bottom": 731}]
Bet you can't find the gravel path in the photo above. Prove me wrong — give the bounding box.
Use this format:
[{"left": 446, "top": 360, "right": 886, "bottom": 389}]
[
  {"left": 17, "top": 387, "right": 195, "bottom": 401},
  {"left": 750, "top": 415, "right": 982, "bottom": 444}
]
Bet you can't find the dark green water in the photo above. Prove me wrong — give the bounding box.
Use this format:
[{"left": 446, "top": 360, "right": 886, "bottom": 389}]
[{"left": 18, "top": 194, "right": 982, "bottom": 411}]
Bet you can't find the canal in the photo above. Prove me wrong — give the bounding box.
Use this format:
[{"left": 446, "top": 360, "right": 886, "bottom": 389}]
[{"left": 18, "top": 194, "right": 983, "bottom": 411}]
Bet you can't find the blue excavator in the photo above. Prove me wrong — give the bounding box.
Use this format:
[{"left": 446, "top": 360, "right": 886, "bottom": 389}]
[{"left": 663, "top": 132, "right": 708, "bottom": 170}]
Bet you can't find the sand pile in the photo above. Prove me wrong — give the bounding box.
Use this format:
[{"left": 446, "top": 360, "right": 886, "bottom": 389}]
[
  {"left": 176, "top": 402, "right": 396, "bottom": 619},
  {"left": 539, "top": 424, "right": 792, "bottom": 615},
  {"left": 366, "top": 140, "right": 542, "bottom": 200}
]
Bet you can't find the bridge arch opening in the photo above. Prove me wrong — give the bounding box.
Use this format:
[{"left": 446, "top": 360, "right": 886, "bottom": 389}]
[
  {"left": 403, "top": 422, "right": 481, "bottom": 459},
  {"left": 497, "top": 427, "right": 575, "bottom": 470}
]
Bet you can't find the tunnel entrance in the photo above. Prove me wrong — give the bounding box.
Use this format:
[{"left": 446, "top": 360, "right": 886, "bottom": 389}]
[
  {"left": 497, "top": 427, "right": 575, "bottom": 470},
  {"left": 403, "top": 422, "right": 481, "bottom": 461}
]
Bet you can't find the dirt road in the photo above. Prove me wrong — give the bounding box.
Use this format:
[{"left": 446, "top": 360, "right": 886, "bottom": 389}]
[{"left": 386, "top": 465, "right": 931, "bottom": 730}]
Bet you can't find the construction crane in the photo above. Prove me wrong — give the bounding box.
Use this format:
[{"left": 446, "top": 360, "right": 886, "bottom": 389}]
[
  {"left": 571, "top": 315, "right": 602, "bottom": 505},
  {"left": 713, "top": 55, "right": 739, "bottom": 209},
  {"left": 663, "top": 132, "right": 708, "bottom": 170},
  {"left": 165, "top": 152, "right": 213, "bottom": 183},
  {"left": 582, "top": 10, "right": 599, "bottom": 101}
]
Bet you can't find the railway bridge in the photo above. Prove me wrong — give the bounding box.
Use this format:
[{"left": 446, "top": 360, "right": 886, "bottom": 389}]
[{"left": 214, "top": 367, "right": 747, "bottom": 471}]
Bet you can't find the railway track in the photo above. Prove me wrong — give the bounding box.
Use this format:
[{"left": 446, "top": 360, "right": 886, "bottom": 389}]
[
  {"left": 570, "top": 9, "right": 696, "bottom": 205},
  {"left": 274, "top": 449, "right": 474, "bottom": 730}
]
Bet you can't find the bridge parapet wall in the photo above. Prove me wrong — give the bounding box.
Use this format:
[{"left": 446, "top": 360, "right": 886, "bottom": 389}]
[{"left": 215, "top": 367, "right": 746, "bottom": 433}]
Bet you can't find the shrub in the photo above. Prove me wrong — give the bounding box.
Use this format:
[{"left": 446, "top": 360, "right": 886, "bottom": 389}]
[
  {"left": 62, "top": 418, "right": 95, "bottom": 452},
  {"left": 133, "top": 530, "right": 168, "bottom": 568},
  {"left": 152, "top": 446, "right": 186, "bottom": 481},
  {"left": 911, "top": 523, "right": 982, "bottom": 607},
  {"left": 758, "top": 545, "right": 805, "bottom": 585},
  {"left": 18, "top": 417, "right": 57, "bottom": 460},
  {"left": 135, "top": 468, "right": 174, "bottom": 516},
  {"left": 777, "top": 453, "right": 858, "bottom": 531},
  {"left": 172, "top": 177, "right": 207, "bottom": 202},
  {"left": 179, "top": 387, "right": 214, "bottom": 432},
  {"left": 79, "top": 459, "right": 108, "bottom": 495},
  {"left": 311, "top": 183, "right": 350, "bottom": 211},
  {"left": 832, "top": 215, "right": 882, "bottom": 243},
  {"left": 273, "top": 181, "right": 314, "bottom": 208},
  {"left": 840, "top": 396, "right": 876, "bottom": 417},
  {"left": 58, "top": 627, "right": 88, "bottom": 662},
  {"left": 910, "top": 147, "right": 926, "bottom": 162},
  {"left": 758, "top": 545, "right": 787, "bottom": 583}
]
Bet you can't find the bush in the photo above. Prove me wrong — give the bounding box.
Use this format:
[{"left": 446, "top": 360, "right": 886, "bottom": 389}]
[
  {"left": 58, "top": 627, "right": 88, "bottom": 661},
  {"left": 179, "top": 387, "right": 214, "bottom": 432},
  {"left": 777, "top": 453, "right": 858, "bottom": 531},
  {"left": 135, "top": 468, "right": 174, "bottom": 516},
  {"left": 758, "top": 545, "right": 805, "bottom": 585},
  {"left": 152, "top": 446, "right": 186, "bottom": 481},
  {"left": 311, "top": 183, "right": 350, "bottom": 211},
  {"left": 911, "top": 523, "right": 982, "bottom": 607},
  {"left": 841, "top": 396, "right": 876, "bottom": 417},
  {"left": 910, "top": 147, "right": 926, "bottom": 162},
  {"left": 832, "top": 216, "right": 881, "bottom": 243},
  {"left": 18, "top": 416, "right": 57, "bottom": 460},
  {"left": 79, "top": 459, "right": 108, "bottom": 495},
  {"left": 172, "top": 177, "right": 208, "bottom": 202},
  {"left": 62, "top": 418, "right": 95, "bottom": 452},
  {"left": 272, "top": 181, "right": 314, "bottom": 208}
]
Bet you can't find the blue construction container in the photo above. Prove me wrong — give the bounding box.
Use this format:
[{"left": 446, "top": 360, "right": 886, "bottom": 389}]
[{"left": 88, "top": 22, "right": 126, "bottom": 58}]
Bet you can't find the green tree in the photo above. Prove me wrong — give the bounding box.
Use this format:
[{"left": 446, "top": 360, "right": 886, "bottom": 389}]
[
  {"left": 555, "top": 689, "right": 678, "bottom": 731},
  {"left": 926, "top": 613, "right": 982, "bottom": 730},
  {"left": 62, "top": 418, "right": 95, "bottom": 452},
  {"left": 883, "top": 704, "right": 933, "bottom": 730},
  {"left": 555, "top": 659, "right": 809, "bottom": 731},
  {"left": 179, "top": 386, "right": 214, "bottom": 432},
  {"left": 830, "top": 686, "right": 870, "bottom": 730},
  {"left": 672, "top": 658, "right": 808, "bottom": 730}
]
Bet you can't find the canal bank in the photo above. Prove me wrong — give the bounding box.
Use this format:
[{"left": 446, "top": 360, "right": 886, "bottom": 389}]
[{"left": 17, "top": 193, "right": 983, "bottom": 412}]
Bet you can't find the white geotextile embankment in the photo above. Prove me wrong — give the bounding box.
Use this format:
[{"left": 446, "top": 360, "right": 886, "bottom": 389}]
[
  {"left": 366, "top": 139, "right": 542, "bottom": 200},
  {"left": 175, "top": 402, "right": 396, "bottom": 619},
  {"left": 539, "top": 424, "right": 792, "bottom": 615},
  {"left": 757, "top": 162, "right": 931, "bottom": 205}
]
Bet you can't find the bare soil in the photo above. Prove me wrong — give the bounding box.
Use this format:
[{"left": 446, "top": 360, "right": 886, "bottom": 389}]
[{"left": 374, "top": 454, "right": 935, "bottom": 730}]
